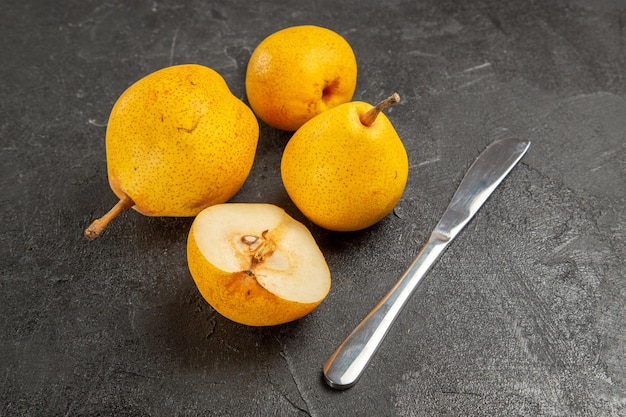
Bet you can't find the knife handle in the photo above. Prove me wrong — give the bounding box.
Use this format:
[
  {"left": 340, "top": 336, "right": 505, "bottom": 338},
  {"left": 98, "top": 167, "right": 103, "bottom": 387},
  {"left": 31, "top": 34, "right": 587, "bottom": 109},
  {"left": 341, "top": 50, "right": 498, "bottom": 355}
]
[{"left": 323, "top": 234, "right": 449, "bottom": 390}]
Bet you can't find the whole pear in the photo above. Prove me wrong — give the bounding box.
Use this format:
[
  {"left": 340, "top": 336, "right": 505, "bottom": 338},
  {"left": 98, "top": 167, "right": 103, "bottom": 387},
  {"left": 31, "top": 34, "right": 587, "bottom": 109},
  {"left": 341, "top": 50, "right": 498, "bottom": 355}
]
[
  {"left": 85, "top": 64, "right": 259, "bottom": 239},
  {"left": 246, "top": 25, "right": 357, "bottom": 131},
  {"left": 281, "top": 93, "right": 408, "bottom": 232}
]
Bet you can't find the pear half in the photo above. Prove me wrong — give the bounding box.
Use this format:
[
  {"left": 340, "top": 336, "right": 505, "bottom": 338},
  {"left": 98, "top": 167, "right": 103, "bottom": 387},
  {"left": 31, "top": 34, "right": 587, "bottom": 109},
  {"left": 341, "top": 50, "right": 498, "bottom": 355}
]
[{"left": 187, "top": 203, "right": 331, "bottom": 326}]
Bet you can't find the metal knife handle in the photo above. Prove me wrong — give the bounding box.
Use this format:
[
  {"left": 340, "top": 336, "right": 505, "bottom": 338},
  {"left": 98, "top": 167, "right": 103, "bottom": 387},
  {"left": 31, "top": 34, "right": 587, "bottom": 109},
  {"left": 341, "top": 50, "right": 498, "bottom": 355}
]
[
  {"left": 323, "top": 233, "right": 450, "bottom": 389},
  {"left": 323, "top": 137, "right": 530, "bottom": 390}
]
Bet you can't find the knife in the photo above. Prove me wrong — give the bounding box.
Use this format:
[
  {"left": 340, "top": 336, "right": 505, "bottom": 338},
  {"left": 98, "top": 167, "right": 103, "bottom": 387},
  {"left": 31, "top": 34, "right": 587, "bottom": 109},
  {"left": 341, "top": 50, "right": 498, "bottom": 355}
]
[{"left": 323, "top": 137, "right": 531, "bottom": 390}]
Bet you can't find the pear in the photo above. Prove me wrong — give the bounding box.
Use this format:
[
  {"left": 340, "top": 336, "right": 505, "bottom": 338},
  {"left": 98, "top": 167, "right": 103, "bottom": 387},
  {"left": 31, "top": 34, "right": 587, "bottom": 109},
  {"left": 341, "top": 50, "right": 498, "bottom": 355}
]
[
  {"left": 246, "top": 25, "right": 357, "bottom": 131},
  {"left": 85, "top": 64, "right": 259, "bottom": 239},
  {"left": 281, "top": 93, "right": 408, "bottom": 232},
  {"left": 187, "top": 203, "right": 331, "bottom": 326}
]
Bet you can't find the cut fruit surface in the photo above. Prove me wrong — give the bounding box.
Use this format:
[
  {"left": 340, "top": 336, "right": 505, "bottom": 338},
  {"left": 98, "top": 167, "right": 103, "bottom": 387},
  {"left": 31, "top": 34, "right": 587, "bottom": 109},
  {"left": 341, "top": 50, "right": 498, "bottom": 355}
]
[{"left": 187, "top": 203, "right": 331, "bottom": 326}]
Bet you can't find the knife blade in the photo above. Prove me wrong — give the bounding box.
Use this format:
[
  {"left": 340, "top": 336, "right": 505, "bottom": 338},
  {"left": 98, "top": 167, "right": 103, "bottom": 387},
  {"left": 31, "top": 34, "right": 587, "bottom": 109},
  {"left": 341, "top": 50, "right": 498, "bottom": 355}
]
[{"left": 323, "top": 137, "right": 531, "bottom": 390}]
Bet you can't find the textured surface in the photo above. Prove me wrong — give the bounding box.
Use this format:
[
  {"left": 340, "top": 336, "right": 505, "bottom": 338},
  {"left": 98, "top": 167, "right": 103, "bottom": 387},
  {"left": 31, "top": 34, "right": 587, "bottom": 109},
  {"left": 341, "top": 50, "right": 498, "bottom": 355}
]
[{"left": 1, "top": 1, "right": 624, "bottom": 416}]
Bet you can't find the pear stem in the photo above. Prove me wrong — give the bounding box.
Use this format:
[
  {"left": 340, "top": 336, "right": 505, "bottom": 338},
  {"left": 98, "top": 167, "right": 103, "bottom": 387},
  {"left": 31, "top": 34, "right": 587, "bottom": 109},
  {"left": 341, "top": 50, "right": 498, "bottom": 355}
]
[
  {"left": 85, "top": 193, "right": 135, "bottom": 240},
  {"left": 359, "top": 92, "right": 401, "bottom": 127}
]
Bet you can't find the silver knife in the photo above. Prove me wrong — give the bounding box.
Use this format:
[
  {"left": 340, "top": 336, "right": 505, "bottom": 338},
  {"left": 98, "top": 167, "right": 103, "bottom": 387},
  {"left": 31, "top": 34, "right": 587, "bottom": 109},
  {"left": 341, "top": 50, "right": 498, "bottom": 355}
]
[{"left": 323, "top": 137, "right": 531, "bottom": 390}]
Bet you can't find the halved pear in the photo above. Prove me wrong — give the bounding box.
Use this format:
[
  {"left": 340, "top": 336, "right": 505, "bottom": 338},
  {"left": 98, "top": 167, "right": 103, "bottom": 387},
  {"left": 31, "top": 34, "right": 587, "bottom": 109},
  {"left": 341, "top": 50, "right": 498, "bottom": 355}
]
[{"left": 187, "top": 203, "right": 331, "bottom": 326}]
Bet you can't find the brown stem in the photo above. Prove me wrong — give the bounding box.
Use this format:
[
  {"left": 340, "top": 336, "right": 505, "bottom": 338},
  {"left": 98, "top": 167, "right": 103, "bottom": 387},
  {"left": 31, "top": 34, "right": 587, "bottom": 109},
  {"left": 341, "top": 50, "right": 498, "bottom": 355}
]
[
  {"left": 84, "top": 193, "right": 135, "bottom": 240},
  {"left": 359, "top": 92, "right": 401, "bottom": 127}
]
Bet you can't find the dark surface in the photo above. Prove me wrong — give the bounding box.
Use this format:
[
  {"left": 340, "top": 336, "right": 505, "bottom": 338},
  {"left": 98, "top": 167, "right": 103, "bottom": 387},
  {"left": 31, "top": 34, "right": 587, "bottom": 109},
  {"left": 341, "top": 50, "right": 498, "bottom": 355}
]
[{"left": 1, "top": 1, "right": 625, "bottom": 416}]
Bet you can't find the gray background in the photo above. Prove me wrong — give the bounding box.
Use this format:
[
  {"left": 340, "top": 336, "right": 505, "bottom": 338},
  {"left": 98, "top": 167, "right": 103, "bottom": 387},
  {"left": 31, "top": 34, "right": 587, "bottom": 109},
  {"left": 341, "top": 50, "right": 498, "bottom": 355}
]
[{"left": 1, "top": 0, "right": 624, "bottom": 416}]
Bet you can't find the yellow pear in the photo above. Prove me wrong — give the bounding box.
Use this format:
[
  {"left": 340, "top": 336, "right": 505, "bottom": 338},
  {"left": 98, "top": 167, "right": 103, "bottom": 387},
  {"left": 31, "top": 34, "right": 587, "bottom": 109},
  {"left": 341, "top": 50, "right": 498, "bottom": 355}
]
[
  {"left": 245, "top": 25, "right": 357, "bottom": 131},
  {"left": 85, "top": 64, "right": 259, "bottom": 239},
  {"left": 281, "top": 93, "right": 408, "bottom": 232},
  {"left": 187, "top": 203, "right": 331, "bottom": 326}
]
